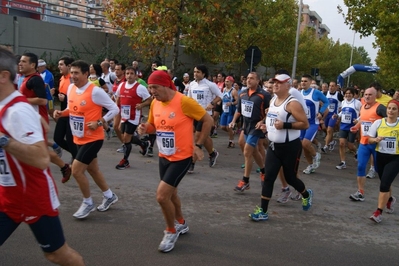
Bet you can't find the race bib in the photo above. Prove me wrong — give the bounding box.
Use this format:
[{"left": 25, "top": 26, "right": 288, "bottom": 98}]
[
  {"left": 0, "top": 148, "right": 16, "bottom": 187},
  {"left": 192, "top": 90, "right": 205, "bottom": 105},
  {"left": 361, "top": 121, "right": 372, "bottom": 136},
  {"left": 156, "top": 131, "right": 176, "bottom": 156},
  {"left": 222, "top": 103, "right": 229, "bottom": 113},
  {"left": 241, "top": 100, "right": 254, "bottom": 118},
  {"left": 121, "top": 105, "right": 131, "bottom": 120},
  {"left": 379, "top": 137, "right": 397, "bottom": 154},
  {"left": 341, "top": 111, "right": 352, "bottom": 124},
  {"left": 328, "top": 103, "right": 336, "bottom": 112},
  {"left": 306, "top": 106, "right": 311, "bottom": 119},
  {"left": 70, "top": 115, "right": 85, "bottom": 138},
  {"left": 266, "top": 112, "right": 277, "bottom": 133}
]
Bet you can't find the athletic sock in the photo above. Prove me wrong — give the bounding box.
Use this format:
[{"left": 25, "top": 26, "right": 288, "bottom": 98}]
[
  {"left": 103, "top": 189, "right": 113, "bottom": 199},
  {"left": 243, "top": 176, "right": 249, "bottom": 183}
]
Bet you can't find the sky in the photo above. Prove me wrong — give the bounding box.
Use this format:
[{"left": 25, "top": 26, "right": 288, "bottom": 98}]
[{"left": 304, "top": 0, "right": 378, "bottom": 65}]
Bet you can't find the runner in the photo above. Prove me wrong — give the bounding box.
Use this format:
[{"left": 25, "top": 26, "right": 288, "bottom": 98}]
[
  {"left": 0, "top": 46, "right": 84, "bottom": 265},
  {"left": 114, "top": 66, "right": 152, "bottom": 169},
  {"left": 138, "top": 70, "right": 213, "bottom": 252},
  {"left": 187, "top": 64, "right": 222, "bottom": 173},
  {"left": 54, "top": 60, "right": 119, "bottom": 219}
]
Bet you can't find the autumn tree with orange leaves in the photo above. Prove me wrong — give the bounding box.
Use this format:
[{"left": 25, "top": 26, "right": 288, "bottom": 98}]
[{"left": 106, "top": 0, "right": 298, "bottom": 71}]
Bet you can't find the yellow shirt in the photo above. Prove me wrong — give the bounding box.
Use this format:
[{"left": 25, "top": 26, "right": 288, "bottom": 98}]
[
  {"left": 376, "top": 94, "right": 392, "bottom": 107},
  {"left": 376, "top": 118, "right": 399, "bottom": 154}
]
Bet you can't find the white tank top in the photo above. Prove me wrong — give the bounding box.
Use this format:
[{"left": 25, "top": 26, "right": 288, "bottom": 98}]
[{"left": 266, "top": 95, "right": 300, "bottom": 143}]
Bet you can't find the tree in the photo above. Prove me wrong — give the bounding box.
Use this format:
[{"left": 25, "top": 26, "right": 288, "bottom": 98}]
[
  {"left": 339, "top": 0, "right": 399, "bottom": 88},
  {"left": 106, "top": 0, "right": 298, "bottom": 72}
]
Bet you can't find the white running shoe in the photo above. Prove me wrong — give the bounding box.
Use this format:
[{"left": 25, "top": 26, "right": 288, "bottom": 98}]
[
  {"left": 158, "top": 231, "right": 179, "bottom": 253},
  {"left": 73, "top": 202, "right": 95, "bottom": 219}
]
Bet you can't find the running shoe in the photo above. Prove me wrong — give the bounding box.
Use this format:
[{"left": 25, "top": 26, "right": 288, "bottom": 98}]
[
  {"left": 290, "top": 191, "right": 302, "bottom": 201},
  {"left": 209, "top": 150, "right": 219, "bottom": 167},
  {"left": 256, "top": 168, "right": 261, "bottom": 173},
  {"left": 147, "top": 147, "right": 154, "bottom": 157},
  {"left": 277, "top": 188, "right": 292, "bottom": 203},
  {"left": 187, "top": 163, "right": 195, "bottom": 174},
  {"left": 349, "top": 190, "right": 365, "bottom": 201},
  {"left": 53, "top": 145, "right": 63, "bottom": 158},
  {"left": 328, "top": 140, "right": 337, "bottom": 151},
  {"left": 116, "top": 159, "right": 130, "bottom": 170},
  {"left": 370, "top": 210, "right": 382, "bottom": 223},
  {"left": 313, "top": 152, "right": 321, "bottom": 169},
  {"left": 321, "top": 146, "right": 328, "bottom": 154},
  {"left": 234, "top": 180, "right": 250, "bottom": 192},
  {"left": 158, "top": 231, "right": 179, "bottom": 253},
  {"left": 97, "top": 193, "right": 118, "bottom": 212},
  {"left": 61, "top": 164, "right": 71, "bottom": 183},
  {"left": 316, "top": 143, "right": 322, "bottom": 153},
  {"left": 241, "top": 164, "right": 245, "bottom": 169},
  {"left": 139, "top": 141, "right": 150, "bottom": 156},
  {"left": 116, "top": 145, "right": 125, "bottom": 153},
  {"left": 303, "top": 165, "right": 315, "bottom": 174},
  {"left": 211, "top": 133, "right": 218, "bottom": 138},
  {"left": 73, "top": 202, "right": 95, "bottom": 219},
  {"left": 366, "top": 168, "right": 376, "bottom": 179},
  {"left": 175, "top": 221, "right": 189, "bottom": 235},
  {"left": 386, "top": 196, "right": 396, "bottom": 214},
  {"left": 302, "top": 189, "right": 313, "bottom": 211},
  {"left": 227, "top": 141, "right": 235, "bottom": 148},
  {"left": 336, "top": 161, "right": 346, "bottom": 170},
  {"left": 249, "top": 206, "right": 269, "bottom": 221}
]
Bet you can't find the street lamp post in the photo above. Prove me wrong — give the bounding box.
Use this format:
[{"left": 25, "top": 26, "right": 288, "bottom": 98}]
[
  {"left": 292, "top": 0, "right": 302, "bottom": 79},
  {"left": 347, "top": 31, "right": 356, "bottom": 87}
]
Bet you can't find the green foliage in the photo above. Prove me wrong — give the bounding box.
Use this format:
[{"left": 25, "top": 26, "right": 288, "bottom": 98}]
[
  {"left": 295, "top": 28, "right": 374, "bottom": 88},
  {"left": 340, "top": 0, "right": 399, "bottom": 89},
  {"left": 106, "top": 0, "right": 298, "bottom": 71}
]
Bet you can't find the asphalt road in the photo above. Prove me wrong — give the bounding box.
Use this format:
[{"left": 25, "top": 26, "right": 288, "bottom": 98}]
[{"left": 2, "top": 120, "right": 399, "bottom": 266}]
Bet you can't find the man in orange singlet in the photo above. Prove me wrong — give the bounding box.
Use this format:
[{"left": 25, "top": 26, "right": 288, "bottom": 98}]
[
  {"left": 138, "top": 70, "right": 213, "bottom": 253},
  {"left": 54, "top": 60, "right": 119, "bottom": 219}
]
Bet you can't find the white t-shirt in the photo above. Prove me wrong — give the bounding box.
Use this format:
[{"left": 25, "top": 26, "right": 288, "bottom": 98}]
[
  {"left": 188, "top": 78, "right": 222, "bottom": 114},
  {"left": 0, "top": 91, "right": 44, "bottom": 145}
]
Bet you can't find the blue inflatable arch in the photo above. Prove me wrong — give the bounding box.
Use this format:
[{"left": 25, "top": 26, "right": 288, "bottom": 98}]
[{"left": 337, "top": 64, "right": 380, "bottom": 88}]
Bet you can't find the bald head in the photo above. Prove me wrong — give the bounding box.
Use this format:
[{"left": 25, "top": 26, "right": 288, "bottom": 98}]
[{"left": 364, "top": 87, "right": 377, "bottom": 104}]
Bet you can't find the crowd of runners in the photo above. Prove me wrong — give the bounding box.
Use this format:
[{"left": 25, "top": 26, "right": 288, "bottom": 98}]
[{"left": 1, "top": 45, "right": 398, "bottom": 264}]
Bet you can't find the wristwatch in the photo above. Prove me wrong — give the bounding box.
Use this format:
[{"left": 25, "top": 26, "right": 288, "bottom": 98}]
[
  {"left": 0, "top": 135, "right": 10, "bottom": 148},
  {"left": 97, "top": 120, "right": 103, "bottom": 126}
]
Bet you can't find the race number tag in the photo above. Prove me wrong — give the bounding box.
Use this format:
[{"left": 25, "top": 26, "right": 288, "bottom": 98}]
[
  {"left": 328, "top": 103, "right": 336, "bottom": 112},
  {"left": 121, "top": 105, "right": 131, "bottom": 120},
  {"left": 379, "top": 137, "right": 396, "bottom": 154},
  {"left": 0, "top": 148, "right": 16, "bottom": 187},
  {"left": 361, "top": 121, "right": 372, "bottom": 136},
  {"left": 305, "top": 106, "right": 311, "bottom": 119},
  {"left": 192, "top": 90, "right": 205, "bottom": 105},
  {"left": 341, "top": 111, "right": 352, "bottom": 124},
  {"left": 222, "top": 103, "right": 229, "bottom": 113},
  {"left": 70, "top": 115, "right": 85, "bottom": 138},
  {"left": 241, "top": 100, "right": 254, "bottom": 118},
  {"left": 266, "top": 112, "right": 277, "bottom": 133},
  {"left": 156, "top": 131, "right": 176, "bottom": 156}
]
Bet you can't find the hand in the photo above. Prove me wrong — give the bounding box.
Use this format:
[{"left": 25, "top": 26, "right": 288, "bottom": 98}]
[
  {"left": 273, "top": 119, "right": 284, "bottom": 130},
  {"left": 53, "top": 110, "right": 62, "bottom": 119},
  {"left": 375, "top": 136, "right": 383, "bottom": 143},
  {"left": 50, "top": 88, "right": 55, "bottom": 96},
  {"left": 205, "top": 103, "right": 213, "bottom": 111},
  {"left": 135, "top": 103, "right": 143, "bottom": 110},
  {"left": 193, "top": 146, "right": 204, "bottom": 161},
  {"left": 350, "top": 126, "right": 358, "bottom": 133},
  {"left": 228, "top": 122, "right": 236, "bottom": 129},
  {"left": 332, "top": 114, "right": 337, "bottom": 119},
  {"left": 58, "top": 94, "right": 65, "bottom": 102},
  {"left": 137, "top": 123, "right": 147, "bottom": 135},
  {"left": 87, "top": 121, "right": 99, "bottom": 130}
]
